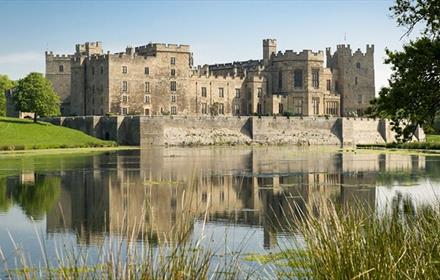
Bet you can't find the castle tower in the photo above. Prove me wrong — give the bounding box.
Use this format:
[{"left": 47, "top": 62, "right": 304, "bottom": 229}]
[
  {"left": 45, "top": 52, "right": 73, "bottom": 115},
  {"left": 75, "top": 42, "right": 103, "bottom": 56},
  {"left": 327, "top": 44, "right": 375, "bottom": 116},
  {"left": 263, "top": 39, "right": 277, "bottom": 64}
]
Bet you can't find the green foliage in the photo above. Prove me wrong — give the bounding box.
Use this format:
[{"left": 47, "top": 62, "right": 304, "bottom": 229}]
[
  {"left": 0, "top": 74, "right": 16, "bottom": 117},
  {"left": 210, "top": 102, "right": 222, "bottom": 116},
  {"left": 13, "top": 72, "right": 60, "bottom": 121},
  {"left": 367, "top": 38, "right": 440, "bottom": 142},
  {"left": 281, "top": 201, "right": 440, "bottom": 279},
  {"left": 391, "top": 0, "right": 440, "bottom": 38},
  {"left": 368, "top": 0, "right": 440, "bottom": 142},
  {"left": 0, "top": 117, "right": 116, "bottom": 150},
  {"left": 0, "top": 178, "right": 12, "bottom": 212},
  {"left": 11, "top": 175, "right": 61, "bottom": 220}
]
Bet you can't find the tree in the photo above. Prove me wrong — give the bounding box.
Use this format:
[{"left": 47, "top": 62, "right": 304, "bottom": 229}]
[
  {"left": 0, "top": 74, "right": 16, "bottom": 117},
  {"left": 367, "top": 38, "right": 440, "bottom": 141},
  {"left": 367, "top": 0, "right": 440, "bottom": 142},
  {"left": 391, "top": 0, "right": 439, "bottom": 38},
  {"left": 13, "top": 72, "right": 60, "bottom": 122}
]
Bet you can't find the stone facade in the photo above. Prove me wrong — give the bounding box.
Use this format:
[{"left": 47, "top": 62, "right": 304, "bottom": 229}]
[
  {"left": 46, "top": 39, "right": 375, "bottom": 117},
  {"left": 42, "top": 116, "right": 425, "bottom": 146}
]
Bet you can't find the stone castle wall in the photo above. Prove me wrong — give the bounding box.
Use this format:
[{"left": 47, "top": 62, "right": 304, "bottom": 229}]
[{"left": 41, "top": 116, "right": 422, "bottom": 146}]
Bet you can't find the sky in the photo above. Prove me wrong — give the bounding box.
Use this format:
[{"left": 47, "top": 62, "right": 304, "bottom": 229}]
[{"left": 0, "top": 0, "right": 419, "bottom": 93}]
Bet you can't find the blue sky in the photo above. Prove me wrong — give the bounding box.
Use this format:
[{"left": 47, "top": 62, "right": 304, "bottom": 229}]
[{"left": 0, "top": 0, "right": 418, "bottom": 93}]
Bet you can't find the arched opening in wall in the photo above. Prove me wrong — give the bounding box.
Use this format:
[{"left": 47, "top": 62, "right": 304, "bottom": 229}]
[{"left": 105, "top": 132, "right": 110, "bottom": 140}]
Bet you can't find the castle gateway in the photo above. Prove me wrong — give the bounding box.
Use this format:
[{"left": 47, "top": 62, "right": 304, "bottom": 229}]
[{"left": 46, "top": 39, "right": 375, "bottom": 117}]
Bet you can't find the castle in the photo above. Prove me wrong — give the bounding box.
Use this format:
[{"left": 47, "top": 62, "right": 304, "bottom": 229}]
[{"left": 45, "top": 39, "right": 375, "bottom": 117}]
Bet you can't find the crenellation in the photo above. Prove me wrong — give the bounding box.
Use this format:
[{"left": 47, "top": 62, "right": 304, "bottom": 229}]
[
  {"left": 272, "top": 49, "right": 325, "bottom": 61},
  {"left": 45, "top": 38, "right": 374, "bottom": 118}
]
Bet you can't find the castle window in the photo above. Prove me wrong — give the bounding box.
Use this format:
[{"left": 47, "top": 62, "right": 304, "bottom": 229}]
[
  {"left": 170, "top": 81, "right": 176, "bottom": 91},
  {"left": 144, "top": 67, "right": 149, "bottom": 75},
  {"left": 171, "top": 69, "right": 176, "bottom": 76},
  {"left": 122, "top": 66, "right": 127, "bottom": 74},
  {"left": 122, "top": 81, "right": 128, "bottom": 92},
  {"left": 358, "top": 94, "right": 363, "bottom": 104},
  {"left": 171, "top": 106, "right": 177, "bottom": 115},
  {"left": 219, "top": 103, "right": 224, "bottom": 115},
  {"left": 122, "top": 107, "right": 128, "bottom": 115},
  {"left": 279, "top": 103, "right": 284, "bottom": 114},
  {"left": 257, "top": 87, "right": 262, "bottom": 97},
  {"left": 219, "top": 88, "right": 224, "bottom": 98},
  {"left": 101, "top": 66, "right": 104, "bottom": 74},
  {"left": 170, "top": 57, "right": 176, "bottom": 65},
  {"left": 294, "top": 98, "right": 303, "bottom": 115},
  {"left": 312, "top": 97, "right": 320, "bottom": 115},
  {"left": 278, "top": 70, "right": 283, "bottom": 90},
  {"left": 327, "top": 80, "right": 331, "bottom": 91},
  {"left": 59, "top": 65, "right": 64, "bottom": 72},
  {"left": 235, "top": 89, "right": 240, "bottom": 98},
  {"left": 122, "top": 95, "right": 128, "bottom": 103},
  {"left": 294, "top": 69, "right": 303, "bottom": 88},
  {"left": 355, "top": 77, "right": 358, "bottom": 85},
  {"left": 356, "top": 62, "right": 361, "bottom": 69},
  {"left": 234, "top": 104, "right": 240, "bottom": 115},
  {"left": 144, "top": 95, "right": 150, "bottom": 104},
  {"left": 92, "top": 85, "right": 95, "bottom": 94},
  {"left": 171, "top": 95, "right": 176, "bottom": 103},
  {"left": 201, "top": 103, "right": 207, "bottom": 114},
  {"left": 145, "top": 82, "right": 150, "bottom": 93},
  {"left": 312, "top": 69, "right": 320, "bottom": 89},
  {"left": 144, "top": 108, "right": 150, "bottom": 116},
  {"left": 257, "top": 103, "right": 262, "bottom": 115},
  {"left": 201, "top": 87, "right": 207, "bottom": 97}
]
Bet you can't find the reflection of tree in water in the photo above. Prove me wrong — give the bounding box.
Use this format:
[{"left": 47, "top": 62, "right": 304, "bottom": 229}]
[
  {"left": 11, "top": 175, "right": 61, "bottom": 220},
  {"left": 0, "top": 178, "right": 12, "bottom": 213}
]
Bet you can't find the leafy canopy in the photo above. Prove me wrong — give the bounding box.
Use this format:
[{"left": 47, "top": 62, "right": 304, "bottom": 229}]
[
  {"left": 0, "top": 74, "right": 16, "bottom": 117},
  {"left": 367, "top": 0, "right": 440, "bottom": 141},
  {"left": 13, "top": 72, "right": 60, "bottom": 121},
  {"left": 391, "top": 0, "right": 440, "bottom": 38}
]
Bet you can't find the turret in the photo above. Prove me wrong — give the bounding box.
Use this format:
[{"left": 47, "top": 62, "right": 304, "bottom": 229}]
[{"left": 263, "top": 39, "right": 277, "bottom": 64}]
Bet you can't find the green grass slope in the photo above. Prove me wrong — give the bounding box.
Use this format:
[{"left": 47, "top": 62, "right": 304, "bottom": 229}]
[{"left": 0, "top": 117, "right": 116, "bottom": 150}]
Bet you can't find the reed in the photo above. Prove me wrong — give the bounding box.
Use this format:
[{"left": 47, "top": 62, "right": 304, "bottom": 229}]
[{"left": 278, "top": 200, "right": 440, "bottom": 279}]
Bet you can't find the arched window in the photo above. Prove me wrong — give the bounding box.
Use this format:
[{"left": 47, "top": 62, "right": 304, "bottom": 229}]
[{"left": 356, "top": 62, "right": 361, "bottom": 69}]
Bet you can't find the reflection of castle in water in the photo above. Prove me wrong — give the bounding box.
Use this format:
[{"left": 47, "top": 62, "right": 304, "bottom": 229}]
[{"left": 45, "top": 148, "right": 427, "bottom": 247}]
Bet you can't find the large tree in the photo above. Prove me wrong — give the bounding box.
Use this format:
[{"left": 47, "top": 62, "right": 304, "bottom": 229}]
[
  {"left": 13, "top": 72, "right": 60, "bottom": 122},
  {"left": 391, "top": 0, "right": 439, "bottom": 39},
  {"left": 0, "top": 74, "right": 16, "bottom": 117},
  {"left": 367, "top": 0, "right": 440, "bottom": 141}
]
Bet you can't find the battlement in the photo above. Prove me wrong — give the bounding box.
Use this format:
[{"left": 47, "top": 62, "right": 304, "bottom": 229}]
[
  {"left": 75, "top": 41, "right": 103, "bottom": 56},
  {"left": 272, "top": 49, "right": 324, "bottom": 61},
  {"left": 135, "top": 43, "right": 190, "bottom": 54},
  {"left": 332, "top": 44, "right": 374, "bottom": 57},
  {"left": 263, "top": 39, "right": 277, "bottom": 46},
  {"left": 208, "top": 59, "right": 262, "bottom": 69},
  {"left": 45, "top": 51, "right": 73, "bottom": 60}
]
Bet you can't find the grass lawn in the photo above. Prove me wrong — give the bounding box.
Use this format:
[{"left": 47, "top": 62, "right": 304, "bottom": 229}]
[
  {"left": 357, "top": 134, "right": 440, "bottom": 151},
  {"left": 427, "top": 134, "right": 440, "bottom": 143},
  {"left": 0, "top": 117, "right": 116, "bottom": 150}
]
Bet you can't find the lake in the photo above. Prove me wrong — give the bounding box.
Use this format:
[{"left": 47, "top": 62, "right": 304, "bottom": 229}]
[{"left": 1, "top": 146, "right": 440, "bottom": 277}]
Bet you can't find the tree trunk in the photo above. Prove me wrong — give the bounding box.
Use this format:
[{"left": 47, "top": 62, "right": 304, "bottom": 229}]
[{"left": 34, "top": 113, "right": 37, "bottom": 123}]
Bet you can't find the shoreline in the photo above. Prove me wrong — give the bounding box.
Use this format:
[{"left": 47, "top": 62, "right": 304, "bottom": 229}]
[{"left": 0, "top": 146, "right": 139, "bottom": 157}]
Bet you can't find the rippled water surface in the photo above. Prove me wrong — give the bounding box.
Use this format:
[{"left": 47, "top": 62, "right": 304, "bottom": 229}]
[{"left": 1, "top": 146, "right": 440, "bottom": 275}]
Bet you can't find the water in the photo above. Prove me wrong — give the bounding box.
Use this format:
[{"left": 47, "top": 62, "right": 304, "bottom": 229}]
[{"left": 1, "top": 146, "right": 440, "bottom": 276}]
